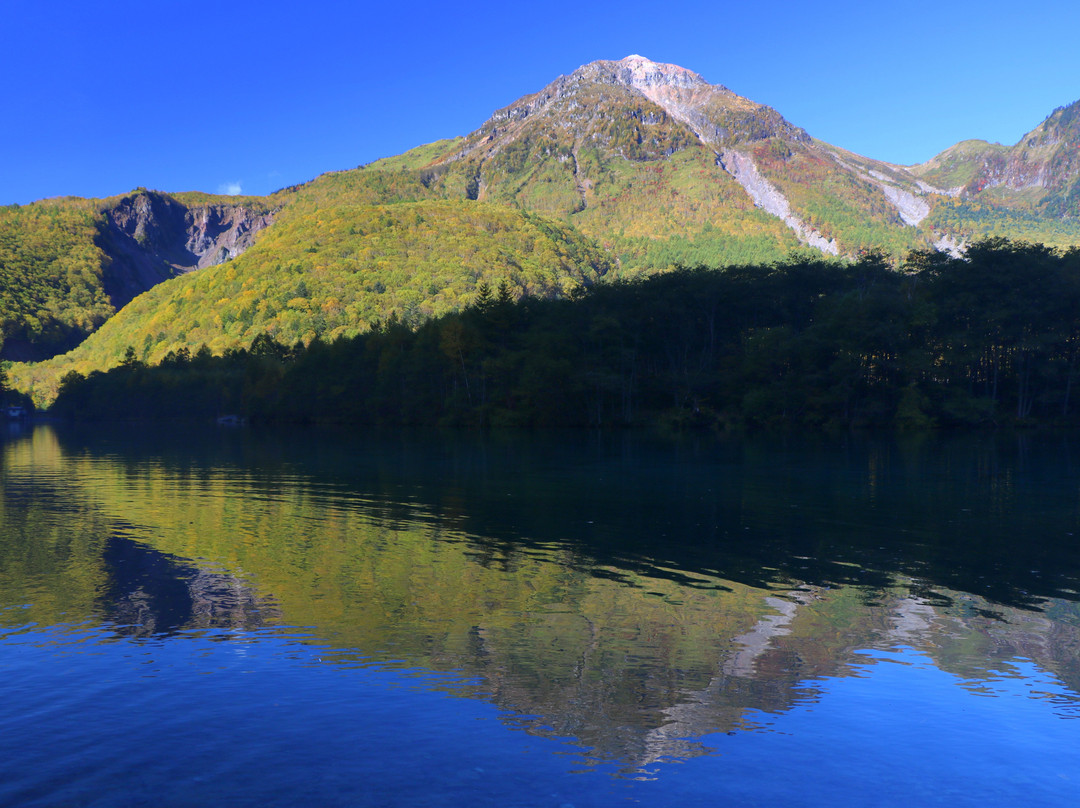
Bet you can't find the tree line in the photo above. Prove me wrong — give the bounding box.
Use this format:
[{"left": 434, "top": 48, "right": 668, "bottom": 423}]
[{"left": 49, "top": 239, "right": 1080, "bottom": 429}]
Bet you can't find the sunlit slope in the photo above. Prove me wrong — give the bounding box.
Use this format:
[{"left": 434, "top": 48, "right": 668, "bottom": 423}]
[
  {"left": 358, "top": 56, "right": 951, "bottom": 260},
  {"left": 923, "top": 198, "right": 1080, "bottom": 248},
  {"left": 912, "top": 139, "right": 1011, "bottom": 193},
  {"left": 761, "top": 141, "right": 960, "bottom": 254},
  {"left": 0, "top": 189, "right": 279, "bottom": 363},
  {"left": 912, "top": 99, "right": 1080, "bottom": 244},
  {"left": 0, "top": 198, "right": 114, "bottom": 360},
  {"left": 12, "top": 200, "right": 613, "bottom": 404},
  {"left": 351, "top": 144, "right": 809, "bottom": 269},
  {"left": 290, "top": 78, "right": 808, "bottom": 269}
]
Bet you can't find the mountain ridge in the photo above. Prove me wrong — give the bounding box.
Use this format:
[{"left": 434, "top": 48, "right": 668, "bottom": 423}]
[
  {"left": 910, "top": 99, "right": 1080, "bottom": 215},
  {"left": 6, "top": 55, "right": 1080, "bottom": 406},
  {"left": 391, "top": 55, "right": 1080, "bottom": 253},
  {"left": 384, "top": 55, "right": 1074, "bottom": 260}
]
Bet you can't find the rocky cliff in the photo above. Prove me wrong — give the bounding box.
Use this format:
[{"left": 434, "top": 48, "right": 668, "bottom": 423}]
[
  {"left": 912, "top": 100, "right": 1080, "bottom": 218},
  {"left": 99, "top": 190, "right": 275, "bottom": 309}
]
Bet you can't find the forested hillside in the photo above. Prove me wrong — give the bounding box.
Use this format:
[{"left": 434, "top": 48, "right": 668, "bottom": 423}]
[
  {"left": 11, "top": 201, "right": 613, "bottom": 405},
  {"left": 0, "top": 200, "right": 114, "bottom": 360},
  {"left": 0, "top": 190, "right": 276, "bottom": 363},
  {"left": 50, "top": 239, "right": 1080, "bottom": 430}
]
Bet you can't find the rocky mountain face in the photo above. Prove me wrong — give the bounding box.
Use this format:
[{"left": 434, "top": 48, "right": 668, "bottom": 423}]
[
  {"left": 363, "top": 55, "right": 1080, "bottom": 261},
  {"left": 451, "top": 55, "right": 809, "bottom": 165},
  {"left": 404, "top": 56, "right": 973, "bottom": 260},
  {"left": 604, "top": 55, "right": 811, "bottom": 147},
  {"left": 914, "top": 101, "right": 1080, "bottom": 220},
  {"left": 99, "top": 190, "right": 275, "bottom": 308}
]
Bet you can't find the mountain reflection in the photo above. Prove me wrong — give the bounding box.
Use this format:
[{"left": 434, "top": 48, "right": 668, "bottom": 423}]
[
  {"left": 101, "top": 534, "right": 276, "bottom": 636},
  {"left": 2, "top": 425, "right": 1079, "bottom": 768}
]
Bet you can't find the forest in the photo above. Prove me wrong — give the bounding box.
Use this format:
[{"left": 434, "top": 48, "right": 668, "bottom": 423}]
[
  {"left": 47, "top": 239, "right": 1080, "bottom": 430},
  {"left": 0, "top": 200, "right": 114, "bottom": 360}
]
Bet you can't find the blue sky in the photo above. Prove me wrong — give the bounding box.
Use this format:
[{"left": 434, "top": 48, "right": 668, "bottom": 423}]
[{"left": 3, "top": 0, "right": 1079, "bottom": 206}]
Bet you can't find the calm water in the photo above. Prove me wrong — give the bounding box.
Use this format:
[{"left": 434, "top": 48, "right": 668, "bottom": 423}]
[{"left": 2, "top": 424, "right": 1080, "bottom": 806}]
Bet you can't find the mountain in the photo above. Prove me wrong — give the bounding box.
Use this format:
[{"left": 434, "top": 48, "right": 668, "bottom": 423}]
[
  {"left": 358, "top": 57, "right": 1080, "bottom": 263},
  {"left": 369, "top": 55, "right": 958, "bottom": 262},
  {"left": 912, "top": 99, "right": 1080, "bottom": 233},
  {"left": 6, "top": 55, "right": 1080, "bottom": 406}
]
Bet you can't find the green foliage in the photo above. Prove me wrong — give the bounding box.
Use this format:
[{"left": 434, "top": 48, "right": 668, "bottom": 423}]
[
  {"left": 363, "top": 137, "right": 465, "bottom": 171},
  {"left": 48, "top": 239, "right": 1080, "bottom": 431},
  {"left": 277, "top": 166, "right": 441, "bottom": 211},
  {"left": 752, "top": 141, "right": 935, "bottom": 256},
  {"left": 169, "top": 190, "right": 278, "bottom": 212},
  {"left": 927, "top": 199, "right": 1080, "bottom": 248},
  {"left": 562, "top": 148, "right": 804, "bottom": 269},
  {"left": 910, "top": 140, "right": 1009, "bottom": 192},
  {"left": 12, "top": 201, "right": 613, "bottom": 407},
  {"left": 0, "top": 200, "right": 114, "bottom": 359}
]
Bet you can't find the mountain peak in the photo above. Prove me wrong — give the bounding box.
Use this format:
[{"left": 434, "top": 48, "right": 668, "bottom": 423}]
[
  {"left": 435, "top": 53, "right": 811, "bottom": 201},
  {"left": 568, "top": 54, "right": 803, "bottom": 150},
  {"left": 1030, "top": 98, "right": 1080, "bottom": 147},
  {"left": 614, "top": 54, "right": 704, "bottom": 88},
  {"left": 570, "top": 54, "right": 711, "bottom": 95}
]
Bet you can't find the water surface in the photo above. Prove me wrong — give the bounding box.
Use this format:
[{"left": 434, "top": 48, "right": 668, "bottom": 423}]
[{"left": 1, "top": 425, "right": 1079, "bottom": 806}]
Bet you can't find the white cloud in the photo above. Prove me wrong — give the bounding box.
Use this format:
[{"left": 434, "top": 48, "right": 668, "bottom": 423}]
[{"left": 217, "top": 180, "right": 243, "bottom": 196}]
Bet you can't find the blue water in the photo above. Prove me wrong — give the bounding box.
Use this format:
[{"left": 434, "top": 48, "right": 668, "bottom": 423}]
[
  {"left": 3, "top": 624, "right": 1077, "bottom": 806},
  {"left": 2, "top": 425, "right": 1080, "bottom": 805},
  {"left": 691, "top": 649, "right": 1080, "bottom": 806},
  {"left": 0, "top": 623, "right": 637, "bottom": 807}
]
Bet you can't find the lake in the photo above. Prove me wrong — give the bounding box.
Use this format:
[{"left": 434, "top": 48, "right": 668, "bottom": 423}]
[{"left": 1, "top": 424, "right": 1079, "bottom": 806}]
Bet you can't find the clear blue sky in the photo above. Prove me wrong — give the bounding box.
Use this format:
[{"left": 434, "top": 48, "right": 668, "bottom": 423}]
[{"left": 3, "top": 0, "right": 1079, "bottom": 206}]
